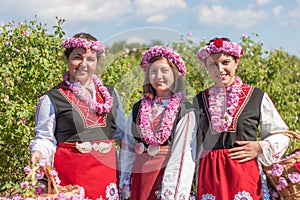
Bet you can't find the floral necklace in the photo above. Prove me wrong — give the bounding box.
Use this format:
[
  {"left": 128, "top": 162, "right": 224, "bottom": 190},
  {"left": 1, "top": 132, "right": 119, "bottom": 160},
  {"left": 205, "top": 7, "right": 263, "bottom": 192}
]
[
  {"left": 207, "top": 76, "right": 243, "bottom": 133},
  {"left": 139, "top": 91, "right": 184, "bottom": 146},
  {"left": 63, "top": 71, "right": 113, "bottom": 114}
]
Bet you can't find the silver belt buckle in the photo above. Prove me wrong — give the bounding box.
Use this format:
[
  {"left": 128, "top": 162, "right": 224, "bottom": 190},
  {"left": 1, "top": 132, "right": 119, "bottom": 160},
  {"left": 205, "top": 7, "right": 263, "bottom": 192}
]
[
  {"left": 76, "top": 142, "right": 92, "bottom": 153},
  {"left": 93, "top": 142, "right": 113, "bottom": 154},
  {"left": 76, "top": 141, "right": 113, "bottom": 154},
  {"left": 135, "top": 142, "right": 160, "bottom": 156}
]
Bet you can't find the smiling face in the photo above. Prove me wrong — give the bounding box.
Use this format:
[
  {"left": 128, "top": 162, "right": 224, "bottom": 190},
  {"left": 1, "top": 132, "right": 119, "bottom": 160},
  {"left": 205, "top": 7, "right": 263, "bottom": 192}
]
[
  {"left": 205, "top": 52, "right": 239, "bottom": 87},
  {"left": 67, "top": 48, "right": 98, "bottom": 85},
  {"left": 148, "top": 58, "right": 175, "bottom": 97}
]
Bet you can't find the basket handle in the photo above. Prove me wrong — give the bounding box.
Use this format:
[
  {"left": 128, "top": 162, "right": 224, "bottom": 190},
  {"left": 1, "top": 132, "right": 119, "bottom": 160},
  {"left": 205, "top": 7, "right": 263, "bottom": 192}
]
[
  {"left": 272, "top": 130, "right": 300, "bottom": 141},
  {"left": 44, "top": 165, "right": 59, "bottom": 195}
]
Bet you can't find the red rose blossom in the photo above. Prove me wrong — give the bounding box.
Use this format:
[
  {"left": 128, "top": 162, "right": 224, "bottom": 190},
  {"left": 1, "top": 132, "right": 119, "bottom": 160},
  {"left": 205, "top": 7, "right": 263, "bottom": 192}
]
[
  {"left": 214, "top": 38, "right": 223, "bottom": 47},
  {"left": 240, "top": 48, "right": 244, "bottom": 56},
  {"left": 295, "top": 161, "right": 300, "bottom": 171}
]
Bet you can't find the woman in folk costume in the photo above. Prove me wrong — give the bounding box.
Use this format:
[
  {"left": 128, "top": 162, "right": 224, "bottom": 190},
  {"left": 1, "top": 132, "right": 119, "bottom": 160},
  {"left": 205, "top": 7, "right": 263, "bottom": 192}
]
[
  {"left": 30, "top": 32, "right": 126, "bottom": 200},
  {"left": 193, "top": 37, "right": 290, "bottom": 200},
  {"left": 119, "top": 46, "right": 197, "bottom": 200}
]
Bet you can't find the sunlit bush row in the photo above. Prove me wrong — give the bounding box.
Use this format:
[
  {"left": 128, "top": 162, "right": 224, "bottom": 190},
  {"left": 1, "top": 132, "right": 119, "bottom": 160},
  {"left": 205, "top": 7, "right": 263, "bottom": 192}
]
[{"left": 0, "top": 18, "right": 299, "bottom": 196}]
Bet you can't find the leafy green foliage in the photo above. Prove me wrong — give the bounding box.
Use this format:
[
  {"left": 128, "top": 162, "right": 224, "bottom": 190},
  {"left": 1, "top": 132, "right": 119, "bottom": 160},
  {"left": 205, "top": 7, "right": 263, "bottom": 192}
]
[
  {"left": 0, "top": 17, "right": 65, "bottom": 195},
  {"left": 0, "top": 18, "right": 299, "bottom": 197}
]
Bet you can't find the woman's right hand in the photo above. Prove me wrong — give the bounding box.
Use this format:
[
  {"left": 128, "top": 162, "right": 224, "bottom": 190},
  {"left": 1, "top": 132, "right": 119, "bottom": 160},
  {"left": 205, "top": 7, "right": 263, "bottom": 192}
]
[{"left": 30, "top": 150, "right": 43, "bottom": 165}]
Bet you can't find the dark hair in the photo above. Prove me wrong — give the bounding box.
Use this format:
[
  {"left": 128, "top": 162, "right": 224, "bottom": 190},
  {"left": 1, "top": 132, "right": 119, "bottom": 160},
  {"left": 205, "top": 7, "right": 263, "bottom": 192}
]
[
  {"left": 142, "top": 57, "right": 185, "bottom": 98},
  {"left": 63, "top": 32, "right": 102, "bottom": 60}
]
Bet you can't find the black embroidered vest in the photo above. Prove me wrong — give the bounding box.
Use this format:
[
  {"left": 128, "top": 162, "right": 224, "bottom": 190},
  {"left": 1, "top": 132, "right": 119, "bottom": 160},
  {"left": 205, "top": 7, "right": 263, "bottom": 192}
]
[
  {"left": 46, "top": 83, "right": 118, "bottom": 143},
  {"left": 193, "top": 86, "right": 264, "bottom": 151}
]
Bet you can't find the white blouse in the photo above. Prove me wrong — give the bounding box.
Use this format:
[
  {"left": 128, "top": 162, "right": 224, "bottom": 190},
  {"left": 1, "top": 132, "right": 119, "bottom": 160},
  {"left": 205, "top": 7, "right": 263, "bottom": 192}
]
[
  {"left": 257, "top": 93, "right": 290, "bottom": 166},
  {"left": 119, "top": 99, "right": 197, "bottom": 200},
  {"left": 30, "top": 82, "right": 127, "bottom": 162}
]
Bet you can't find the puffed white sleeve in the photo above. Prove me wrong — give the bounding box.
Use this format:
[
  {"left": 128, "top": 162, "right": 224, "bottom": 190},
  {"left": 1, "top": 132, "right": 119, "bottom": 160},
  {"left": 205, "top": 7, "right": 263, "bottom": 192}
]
[
  {"left": 257, "top": 93, "right": 290, "bottom": 166},
  {"left": 119, "top": 112, "right": 137, "bottom": 199},
  {"left": 30, "top": 94, "right": 57, "bottom": 162},
  {"left": 160, "top": 111, "right": 197, "bottom": 200}
]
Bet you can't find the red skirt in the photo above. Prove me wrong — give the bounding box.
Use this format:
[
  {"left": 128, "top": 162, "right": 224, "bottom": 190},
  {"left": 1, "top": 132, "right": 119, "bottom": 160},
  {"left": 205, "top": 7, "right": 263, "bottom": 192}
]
[
  {"left": 197, "top": 149, "right": 262, "bottom": 200},
  {"left": 130, "top": 147, "right": 170, "bottom": 200},
  {"left": 54, "top": 140, "right": 119, "bottom": 200}
]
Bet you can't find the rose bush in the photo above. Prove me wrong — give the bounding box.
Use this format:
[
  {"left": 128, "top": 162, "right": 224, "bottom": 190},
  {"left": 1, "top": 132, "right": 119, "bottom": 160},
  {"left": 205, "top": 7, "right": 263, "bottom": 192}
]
[{"left": 0, "top": 18, "right": 299, "bottom": 198}]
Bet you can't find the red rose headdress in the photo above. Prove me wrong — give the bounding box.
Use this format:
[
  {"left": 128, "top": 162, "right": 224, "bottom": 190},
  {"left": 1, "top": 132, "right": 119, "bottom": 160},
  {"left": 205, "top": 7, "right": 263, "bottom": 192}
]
[{"left": 197, "top": 38, "right": 244, "bottom": 63}]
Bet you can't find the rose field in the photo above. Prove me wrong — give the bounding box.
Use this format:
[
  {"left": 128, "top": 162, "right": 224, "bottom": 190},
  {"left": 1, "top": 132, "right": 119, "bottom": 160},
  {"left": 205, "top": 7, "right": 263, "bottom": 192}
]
[{"left": 0, "top": 18, "right": 299, "bottom": 198}]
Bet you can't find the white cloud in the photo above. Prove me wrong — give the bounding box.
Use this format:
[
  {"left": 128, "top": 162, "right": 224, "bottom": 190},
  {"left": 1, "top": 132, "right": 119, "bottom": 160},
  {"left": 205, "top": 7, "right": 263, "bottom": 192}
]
[
  {"left": 256, "top": 0, "right": 271, "bottom": 6},
  {"left": 288, "top": 7, "right": 300, "bottom": 27},
  {"left": 5, "top": 0, "right": 132, "bottom": 23},
  {"left": 135, "top": 0, "right": 186, "bottom": 15},
  {"left": 272, "top": 5, "right": 283, "bottom": 16},
  {"left": 146, "top": 15, "right": 167, "bottom": 23},
  {"left": 197, "top": 5, "right": 267, "bottom": 29},
  {"left": 134, "top": 0, "right": 186, "bottom": 23}
]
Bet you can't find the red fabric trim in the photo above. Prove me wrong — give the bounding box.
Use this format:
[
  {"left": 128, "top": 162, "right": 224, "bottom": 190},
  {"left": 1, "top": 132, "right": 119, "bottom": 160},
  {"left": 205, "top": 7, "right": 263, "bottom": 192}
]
[
  {"left": 204, "top": 83, "right": 253, "bottom": 133},
  {"left": 58, "top": 83, "right": 107, "bottom": 128}
]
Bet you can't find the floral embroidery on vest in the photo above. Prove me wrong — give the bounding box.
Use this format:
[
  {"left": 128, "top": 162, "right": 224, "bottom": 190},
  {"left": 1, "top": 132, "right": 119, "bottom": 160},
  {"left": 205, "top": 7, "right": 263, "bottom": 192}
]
[{"left": 58, "top": 82, "right": 107, "bottom": 128}]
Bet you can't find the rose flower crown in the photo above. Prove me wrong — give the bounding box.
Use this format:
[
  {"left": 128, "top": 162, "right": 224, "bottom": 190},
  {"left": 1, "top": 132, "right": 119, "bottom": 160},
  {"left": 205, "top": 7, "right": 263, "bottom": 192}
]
[{"left": 197, "top": 38, "right": 244, "bottom": 63}]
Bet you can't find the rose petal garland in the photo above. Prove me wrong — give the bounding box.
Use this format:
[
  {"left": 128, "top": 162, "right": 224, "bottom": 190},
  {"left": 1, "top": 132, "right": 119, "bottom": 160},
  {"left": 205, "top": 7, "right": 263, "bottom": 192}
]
[
  {"left": 140, "top": 46, "right": 186, "bottom": 77},
  {"left": 139, "top": 91, "right": 184, "bottom": 146},
  {"left": 62, "top": 37, "right": 105, "bottom": 53},
  {"left": 197, "top": 38, "right": 244, "bottom": 63},
  {"left": 63, "top": 72, "right": 113, "bottom": 114},
  {"left": 207, "top": 76, "right": 242, "bottom": 133}
]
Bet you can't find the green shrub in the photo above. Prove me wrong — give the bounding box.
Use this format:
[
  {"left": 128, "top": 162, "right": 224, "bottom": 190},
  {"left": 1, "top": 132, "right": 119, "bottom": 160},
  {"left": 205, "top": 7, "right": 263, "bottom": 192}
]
[
  {"left": 0, "top": 17, "right": 65, "bottom": 195},
  {"left": 0, "top": 18, "right": 299, "bottom": 197}
]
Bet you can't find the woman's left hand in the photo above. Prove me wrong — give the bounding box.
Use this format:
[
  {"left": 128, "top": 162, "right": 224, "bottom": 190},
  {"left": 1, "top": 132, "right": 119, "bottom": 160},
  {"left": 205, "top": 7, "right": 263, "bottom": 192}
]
[{"left": 228, "top": 141, "right": 262, "bottom": 163}]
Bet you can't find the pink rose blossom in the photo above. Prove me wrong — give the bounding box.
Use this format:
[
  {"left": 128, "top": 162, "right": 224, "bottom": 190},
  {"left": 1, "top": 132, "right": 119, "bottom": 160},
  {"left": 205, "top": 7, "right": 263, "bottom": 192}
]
[
  {"left": 23, "top": 31, "right": 29, "bottom": 37},
  {"left": 22, "top": 117, "right": 27, "bottom": 124},
  {"left": 272, "top": 191, "right": 279, "bottom": 198},
  {"left": 288, "top": 172, "right": 300, "bottom": 183},
  {"left": 21, "top": 181, "right": 29, "bottom": 188},
  {"left": 271, "top": 164, "right": 284, "bottom": 177},
  {"left": 24, "top": 166, "right": 31, "bottom": 174},
  {"left": 278, "top": 177, "right": 288, "bottom": 189}
]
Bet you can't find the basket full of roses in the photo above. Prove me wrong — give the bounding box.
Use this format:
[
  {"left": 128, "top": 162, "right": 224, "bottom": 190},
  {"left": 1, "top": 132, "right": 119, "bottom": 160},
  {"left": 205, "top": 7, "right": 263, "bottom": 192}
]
[
  {"left": 1, "top": 159, "right": 87, "bottom": 200},
  {"left": 263, "top": 131, "right": 300, "bottom": 200}
]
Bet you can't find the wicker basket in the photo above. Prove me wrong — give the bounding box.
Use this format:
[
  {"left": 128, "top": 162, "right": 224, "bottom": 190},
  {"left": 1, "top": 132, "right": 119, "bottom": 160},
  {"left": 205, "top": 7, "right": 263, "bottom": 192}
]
[
  {"left": 7, "top": 163, "right": 84, "bottom": 199},
  {"left": 263, "top": 131, "right": 300, "bottom": 200},
  {"left": 38, "top": 165, "right": 82, "bottom": 198}
]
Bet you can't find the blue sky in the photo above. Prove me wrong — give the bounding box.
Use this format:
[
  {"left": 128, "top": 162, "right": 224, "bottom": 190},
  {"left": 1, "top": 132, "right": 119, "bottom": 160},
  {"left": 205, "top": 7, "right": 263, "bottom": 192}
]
[{"left": 1, "top": 0, "right": 300, "bottom": 57}]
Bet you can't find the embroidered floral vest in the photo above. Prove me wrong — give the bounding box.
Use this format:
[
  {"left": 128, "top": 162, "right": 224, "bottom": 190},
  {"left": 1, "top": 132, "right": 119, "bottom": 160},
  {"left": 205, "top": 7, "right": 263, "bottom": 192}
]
[
  {"left": 193, "top": 84, "right": 264, "bottom": 151},
  {"left": 46, "top": 82, "right": 118, "bottom": 143}
]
